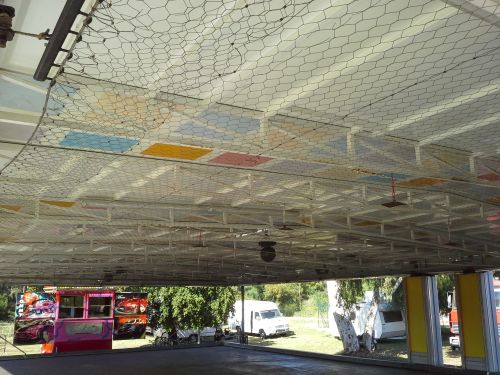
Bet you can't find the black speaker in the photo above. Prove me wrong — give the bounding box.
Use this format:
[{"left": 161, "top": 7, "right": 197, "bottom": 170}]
[
  {"left": 259, "top": 241, "right": 277, "bottom": 262},
  {"left": 0, "top": 5, "right": 15, "bottom": 48}
]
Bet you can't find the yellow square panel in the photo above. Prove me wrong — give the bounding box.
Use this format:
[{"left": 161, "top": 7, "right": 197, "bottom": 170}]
[
  {"left": 41, "top": 200, "right": 75, "bottom": 208},
  {"left": 0, "top": 237, "right": 16, "bottom": 241},
  {"left": 141, "top": 143, "right": 212, "bottom": 160}
]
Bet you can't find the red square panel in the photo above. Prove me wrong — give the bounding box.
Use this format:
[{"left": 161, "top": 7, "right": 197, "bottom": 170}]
[{"left": 208, "top": 152, "right": 273, "bottom": 167}]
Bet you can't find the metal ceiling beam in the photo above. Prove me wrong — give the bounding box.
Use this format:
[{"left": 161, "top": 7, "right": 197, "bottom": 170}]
[
  {"left": 374, "top": 78, "right": 500, "bottom": 136},
  {"left": 441, "top": 0, "right": 500, "bottom": 29},
  {"left": 419, "top": 114, "right": 500, "bottom": 146}
]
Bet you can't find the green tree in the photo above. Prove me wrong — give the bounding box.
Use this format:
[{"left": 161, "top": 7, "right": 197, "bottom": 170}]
[
  {"left": 337, "top": 279, "right": 364, "bottom": 312},
  {"left": 144, "top": 286, "right": 236, "bottom": 330},
  {"left": 244, "top": 285, "right": 264, "bottom": 300},
  {"left": 302, "top": 281, "right": 326, "bottom": 296},
  {"left": 436, "top": 274, "right": 454, "bottom": 314},
  {"left": 252, "top": 282, "right": 328, "bottom": 316},
  {"left": 263, "top": 283, "right": 302, "bottom": 316},
  {"left": 337, "top": 277, "right": 404, "bottom": 313},
  {"left": 0, "top": 285, "right": 17, "bottom": 321},
  {"left": 310, "top": 290, "right": 328, "bottom": 310}
]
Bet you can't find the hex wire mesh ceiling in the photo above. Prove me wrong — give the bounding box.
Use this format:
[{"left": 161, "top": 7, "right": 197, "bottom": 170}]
[{"left": 0, "top": 0, "right": 499, "bottom": 286}]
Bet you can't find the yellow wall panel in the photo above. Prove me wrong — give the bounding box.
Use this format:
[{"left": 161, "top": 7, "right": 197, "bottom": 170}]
[
  {"left": 458, "top": 274, "right": 485, "bottom": 359},
  {"left": 406, "top": 277, "right": 428, "bottom": 353}
]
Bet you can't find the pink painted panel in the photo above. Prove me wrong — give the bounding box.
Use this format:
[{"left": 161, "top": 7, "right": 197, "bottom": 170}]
[
  {"left": 208, "top": 152, "right": 272, "bottom": 167},
  {"left": 479, "top": 173, "right": 500, "bottom": 181},
  {"left": 53, "top": 319, "right": 113, "bottom": 352}
]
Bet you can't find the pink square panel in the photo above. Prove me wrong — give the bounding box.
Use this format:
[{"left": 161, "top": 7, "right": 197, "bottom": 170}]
[
  {"left": 478, "top": 173, "right": 500, "bottom": 182},
  {"left": 208, "top": 152, "right": 273, "bottom": 167}
]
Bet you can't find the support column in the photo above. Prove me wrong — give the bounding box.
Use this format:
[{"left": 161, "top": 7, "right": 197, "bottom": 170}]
[
  {"left": 456, "top": 272, "right": 500, "bottom": 371},
  {"left": 404, "top": 276, "right": 443, "bottom": 366},
  {"left": 240, "top": 285, "right": 246, "bottom": 344}
]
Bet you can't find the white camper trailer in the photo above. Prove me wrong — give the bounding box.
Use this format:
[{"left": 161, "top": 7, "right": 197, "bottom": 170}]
[
  {"left": 228, "top": 300, "right": 289, "bottom": 338},
  {"left": 331, "top": 292, "right": 406, "bottom": 340}
]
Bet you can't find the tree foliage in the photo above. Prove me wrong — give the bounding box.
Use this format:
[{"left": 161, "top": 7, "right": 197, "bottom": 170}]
[
  {"left": 337, "top": 279, "right": 364, "bottom": 312},
  {"left": 144, "top": 286, "right": 236, "bottom": 330},
  {"left": 0, "top": 285, "right": 17, "bottom": 321},
  {"left": 337, "top": 275, "right": 454, "bottom": 315},
  {"left": 244, "top": 285, "right": 264, "bottom": 300},
  {"left": 244, "top": 282, "right": 327, "bottom": 316},
  {"left": 337, "top": 277, "right": 404, "bottom": 314},
  {"left": 436, "top": 274, "right": 454, "bottom": 314},
  {"left": 263, "top": 283, "right": 302, "bottom": 316}
]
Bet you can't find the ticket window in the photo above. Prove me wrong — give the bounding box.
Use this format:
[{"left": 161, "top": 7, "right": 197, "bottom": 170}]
[
  {"left": 88, "top": 297, "right": 113, "bottom": 318},
  {"left": 59, "top": 295, "right": 84, "bottom": 319}
]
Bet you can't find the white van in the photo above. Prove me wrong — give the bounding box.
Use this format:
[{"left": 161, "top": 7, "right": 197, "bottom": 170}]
[{"left": 228, "top": 300, "right": 289, "bottom": 338}]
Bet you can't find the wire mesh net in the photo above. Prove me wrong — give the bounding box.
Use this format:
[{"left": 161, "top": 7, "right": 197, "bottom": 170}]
[{"left": 0, "top": 0, "right": 499, "bottom": 285}]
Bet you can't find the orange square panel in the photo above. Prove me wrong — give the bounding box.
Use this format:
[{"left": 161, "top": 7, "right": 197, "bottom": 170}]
[
  {"left": 487, "top": 197, "right": 500, "bottom": 205},
  {"left": 141, "top": 143, "right": 212, "bottom": 160},
  {"left": 0, "top": 205, "right": 21, "bottom": 211},
  {"left": 399, "top": 177, "right": 445, "bottom": 187},
  {"left": 208, "top": 152, "right": 272, "bottom": 167}
]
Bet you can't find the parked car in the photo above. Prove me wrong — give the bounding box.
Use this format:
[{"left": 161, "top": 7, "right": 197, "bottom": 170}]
[{"left": 153, "top": 326, "right": 218, "bottom": 345}]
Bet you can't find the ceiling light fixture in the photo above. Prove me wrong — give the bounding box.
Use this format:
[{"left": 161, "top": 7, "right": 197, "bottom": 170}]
[{"left": 381, "top": 174, "right": 406, "bottom": 208}]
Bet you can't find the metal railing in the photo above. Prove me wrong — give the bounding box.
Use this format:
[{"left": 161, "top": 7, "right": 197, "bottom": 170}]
[{"left": 0, "top": 334, "right": 27, "bottom": 357}]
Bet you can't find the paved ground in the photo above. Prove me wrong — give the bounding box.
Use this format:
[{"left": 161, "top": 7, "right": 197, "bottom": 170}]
[{"left": 0, "top": 346, "right": 437, "bottom": 375}]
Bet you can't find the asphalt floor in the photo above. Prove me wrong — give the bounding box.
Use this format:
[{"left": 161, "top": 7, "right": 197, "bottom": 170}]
[{"left": 0, "top": 345, "right": 441, "bottom": 374}]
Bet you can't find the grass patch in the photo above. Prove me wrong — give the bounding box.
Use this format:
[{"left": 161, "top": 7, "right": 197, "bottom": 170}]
[
  {"left": 247, "top": 317, "right": 407, "bottom": 361},
  {"left": 247, "top": 317, "right": 461, "bottom": 366},
  {"left": 248, "top": 317, "right": 344, "bottom": 354}
]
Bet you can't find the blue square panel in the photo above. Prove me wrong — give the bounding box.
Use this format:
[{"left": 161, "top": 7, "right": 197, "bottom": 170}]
[
  {"left": 60, "top": 131, "right": 138, "bottom": 153},
  {"left": 177, "top": 122, "right": 234, "bottom": 141},
  {"left": 200, "top": 111, "right": 260, "bottom": 134},
  {"left": 326, "top": 135, "right": 348, "bottom": 154}
]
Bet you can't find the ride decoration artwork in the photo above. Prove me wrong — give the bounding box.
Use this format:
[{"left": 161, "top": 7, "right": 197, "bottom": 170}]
[
  {"left": 14, "top": 292, "right": 56, "bottom": 344},
  {"left": 113, "top": 292, "right": 148, "bottom": 339},
  {"left": 0, "top": 0, "right": 499, "bottom": 285}
]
